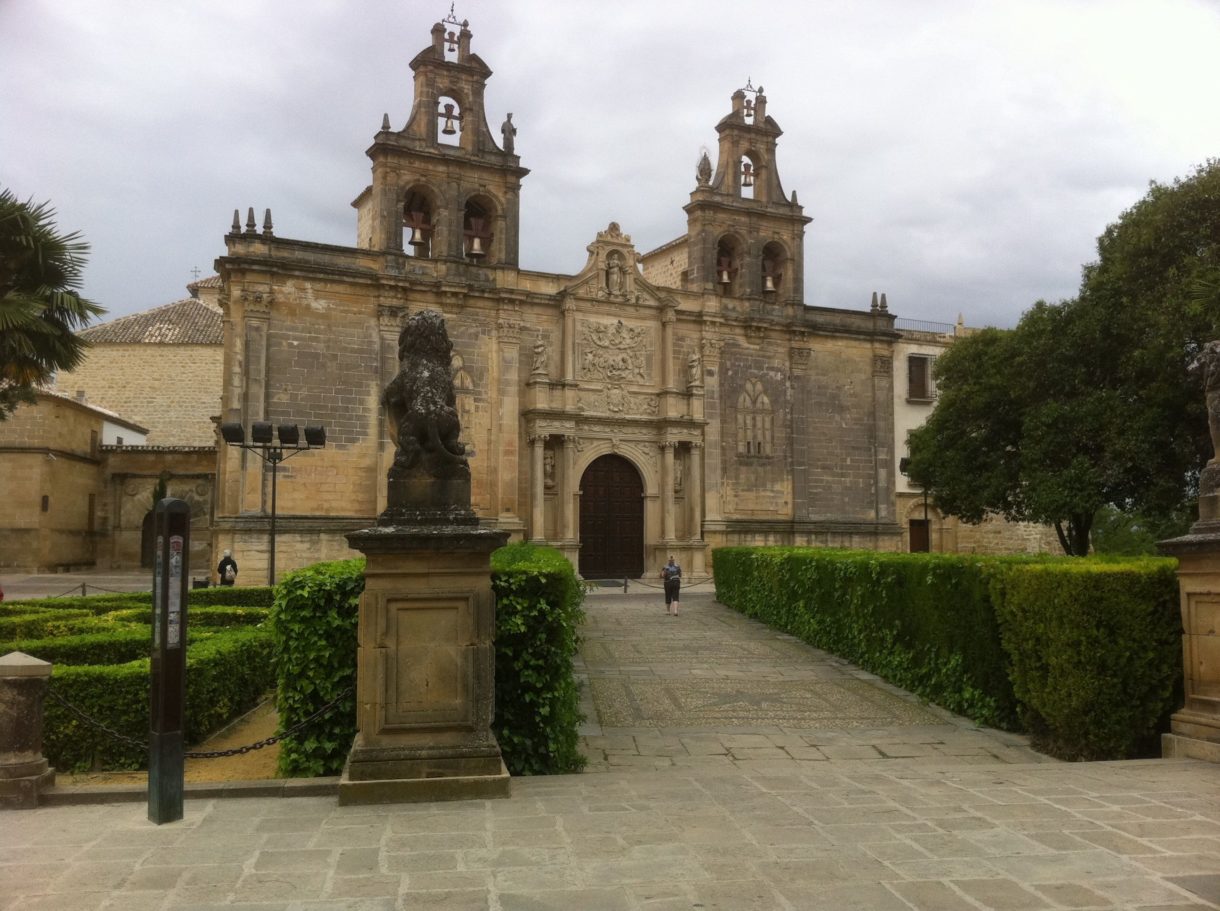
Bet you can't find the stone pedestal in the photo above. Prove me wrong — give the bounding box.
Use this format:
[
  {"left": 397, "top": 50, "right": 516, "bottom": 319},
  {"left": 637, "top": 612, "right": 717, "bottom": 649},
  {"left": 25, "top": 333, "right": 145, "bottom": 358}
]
[
  {"left": 0, "top": 652, "right": 56, "bottom": 809},
  {"left": 342, "top": 520, "right": 511, "bottom": 804},
  {"left": 1159, "top": 525, "right": 1220, "bottom": 762}
]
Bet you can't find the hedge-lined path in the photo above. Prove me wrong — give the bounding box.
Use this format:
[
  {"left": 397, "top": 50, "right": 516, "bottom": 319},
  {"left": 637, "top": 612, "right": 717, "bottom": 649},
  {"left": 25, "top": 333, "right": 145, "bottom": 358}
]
[{"left": 577, "top": 587, "right": 1049, "bottom": 772}]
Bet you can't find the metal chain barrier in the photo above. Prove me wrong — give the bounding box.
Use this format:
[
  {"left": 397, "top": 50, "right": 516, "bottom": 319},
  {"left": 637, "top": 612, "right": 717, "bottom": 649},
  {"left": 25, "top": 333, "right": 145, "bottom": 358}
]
[
  {"left": 584, "top": 576, "right": 715, "bottom": 591},
  {"left": 45, "top": 685, "right": 354, "bottom": 760}
]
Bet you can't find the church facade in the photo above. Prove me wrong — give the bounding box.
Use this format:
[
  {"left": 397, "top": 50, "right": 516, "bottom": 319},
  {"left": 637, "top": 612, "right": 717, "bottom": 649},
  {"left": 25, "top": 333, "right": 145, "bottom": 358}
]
[{"left": 212, "top": 15, "right": 905, "bottom": 581}]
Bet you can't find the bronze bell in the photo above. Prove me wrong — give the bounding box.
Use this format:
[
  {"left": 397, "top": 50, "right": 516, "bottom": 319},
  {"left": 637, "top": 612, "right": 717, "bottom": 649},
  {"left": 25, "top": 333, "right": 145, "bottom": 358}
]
[
  {"left": 741, "top": 160, "right": 754, "bottom": 187},
  {"left": 441, "top": 103, "right": 458, "bottom": 136}
]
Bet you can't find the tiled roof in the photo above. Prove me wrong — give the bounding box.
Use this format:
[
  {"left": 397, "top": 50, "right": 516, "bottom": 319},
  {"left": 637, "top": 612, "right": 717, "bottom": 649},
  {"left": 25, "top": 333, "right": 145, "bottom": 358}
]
[
  {"left": 187, "top": 275, "right": 223, "bottom": 292},
  {"left": 80, "top": 298, "right": 222, "bottom": 345}
]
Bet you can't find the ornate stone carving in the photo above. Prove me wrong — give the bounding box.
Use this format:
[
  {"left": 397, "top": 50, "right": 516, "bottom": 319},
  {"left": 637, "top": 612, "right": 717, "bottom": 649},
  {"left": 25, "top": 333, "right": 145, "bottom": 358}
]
[
  {"left": 579, "top": 320, "right": 649, "bottom": 383},
  {"left": 745, "top": 324, "right": 765, "bottom": 345},
  {"left": 530, "top": 339, "right": 548, "bottom": 376},
  {"left": 701, "top": 335, "right": 724, "bottom": 360},
  {"left": 378, "top": 305, "right": 407, "bottom": 332},
  {"left": 500, "top": 112, "right": 516, "bottom": 154},
  {"left": 497, "top": 318, "right": 522, "bottom": 343},
  {"left": 1192, "top": 340, "right": 1220, "bottom": 497},
  {"left": 873, "top": 355, "right": 892, "bottom": 376},
  {"left": 579, "top": 385, "right": 659, "bottom": 416},
  {"left": 241, "top": 288, "right": 272, "bottom": 317},
  {"left": 686, "top": 352, "right": 702, "bottom": 388},
  {"left": 605, "top": 251, "right": 627, "bottom": 295},
  {"left": 790, "top": 347, "right": 812, "bottom": 369},
  {"left": 543, "top": 446, "right": 556, "bottom": 489},
  {"left": 696, "top": 150, "right": 712, "bottom": 186}
]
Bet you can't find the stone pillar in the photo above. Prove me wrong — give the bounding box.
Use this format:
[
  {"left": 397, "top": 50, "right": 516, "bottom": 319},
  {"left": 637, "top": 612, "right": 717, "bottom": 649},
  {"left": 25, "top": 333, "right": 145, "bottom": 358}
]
[
  {"left": 561, "top": 297, "right": 576, "bottom": 383},
  {"left": 0, "top": 652, "right": 55, "bottom": 810},
  {"left": 562, "top": 434, "right": 578, "bottom": 542},
  {"left": 661, "top": 305, "right": 676, "bottom": 390},
  {"left": 790, "top": 344, "right": 813, "bottom": 521},
  {"left": 240, "top": 288, "right": 272, "bottom": 515},
  {"left": 689, "top": 442, "right": 704, "bottom": 542},
  {"left": 529, "top": 434, "right": 547, "bottom": 542},
  {"left": 661, "top": 442, "right": 676, "bottom": 542},
  {"left": 377, "top": 305, "right": 407, "bottom": 513},
  {"left": 701, "top": 333, "right": 725, "bottom": 522},
  {"left": 495, "top": 316, "right": 523, "bottom": 532},
  {"left": 1160, "top": 349, "right": 1220, "bottom": 762}
]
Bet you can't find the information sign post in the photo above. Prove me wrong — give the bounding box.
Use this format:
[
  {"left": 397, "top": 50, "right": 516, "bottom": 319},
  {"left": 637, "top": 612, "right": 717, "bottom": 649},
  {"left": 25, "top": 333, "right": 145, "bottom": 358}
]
[{"left": 149, "top": 497, "right": 190, "bottom": 824}]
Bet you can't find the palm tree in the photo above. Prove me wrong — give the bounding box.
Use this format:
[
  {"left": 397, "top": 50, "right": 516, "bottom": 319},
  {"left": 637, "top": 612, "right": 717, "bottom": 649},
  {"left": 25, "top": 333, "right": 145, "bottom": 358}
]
[{"left": 0, "top": 188, "right": 105, "bottom": 418}]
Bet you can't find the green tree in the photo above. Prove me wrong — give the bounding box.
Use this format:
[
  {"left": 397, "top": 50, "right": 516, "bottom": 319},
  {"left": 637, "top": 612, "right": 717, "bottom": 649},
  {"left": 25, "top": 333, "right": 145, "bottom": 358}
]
[
  {"left": 908, "top": 160, "right": 1220, "bottom": 555},
  {"left": 0, "top": 189, "right": 105, "bottom": 418}
]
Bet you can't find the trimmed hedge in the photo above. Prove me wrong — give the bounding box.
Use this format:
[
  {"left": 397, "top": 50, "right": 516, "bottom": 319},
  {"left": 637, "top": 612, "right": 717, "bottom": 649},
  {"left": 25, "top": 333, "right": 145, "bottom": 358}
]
[
  {"left": 491, "top": 542, "right": 586, "bottom": 775},
  {"left": 713, "top": 546, "right": 1183, "bottom": 759},
  {"left": 273, "top": 546, "right": 587, "bottom": 778},
  {"left": 993, "top": 559, "right": 1181, "bottom": 760},
  {"left": 1, "top": 588, "right": 276, "bottom": 773},
  {"left": 4, "top": 585, "right": 275, "bottom": 613},
  {"left": 714, "top": 547, "right": 1025, "bottom": 729},
  {"left": 42, "top": 629, "right": 274, "bottom": 772},
  {"left": 271, "top": 559, "right": 364, "bottom": 777}
]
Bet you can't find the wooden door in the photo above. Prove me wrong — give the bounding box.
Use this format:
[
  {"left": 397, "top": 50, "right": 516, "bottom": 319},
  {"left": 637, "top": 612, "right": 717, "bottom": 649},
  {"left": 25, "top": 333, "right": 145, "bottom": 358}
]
[
  {"left": 909, "top": 519, "right": 930, "bottom": 553},
  {"left": 579, "top": 454, "right": 644, "bottom": 579}
]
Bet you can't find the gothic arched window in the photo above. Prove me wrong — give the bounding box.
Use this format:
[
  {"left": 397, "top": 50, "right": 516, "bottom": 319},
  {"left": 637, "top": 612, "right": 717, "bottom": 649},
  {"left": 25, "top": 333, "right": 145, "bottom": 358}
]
[{"left": 736, "top": 377, "right": 773, "bottom": 457}]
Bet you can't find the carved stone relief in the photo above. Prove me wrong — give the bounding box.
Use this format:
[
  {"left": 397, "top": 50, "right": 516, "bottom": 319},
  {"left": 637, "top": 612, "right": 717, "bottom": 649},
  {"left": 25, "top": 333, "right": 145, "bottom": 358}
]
[
  {"left": 579, "top": 385, "right": 659, "bottom": 416},
  {"left": 579, "top": 319, "right": 650, "bottom": 383}
]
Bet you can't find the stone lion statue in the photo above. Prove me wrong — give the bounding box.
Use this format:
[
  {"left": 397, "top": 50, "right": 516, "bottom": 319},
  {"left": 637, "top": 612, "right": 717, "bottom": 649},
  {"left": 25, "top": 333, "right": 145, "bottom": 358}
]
[{"left": 382, "top": 310, "right": 469, "bottom": 482}]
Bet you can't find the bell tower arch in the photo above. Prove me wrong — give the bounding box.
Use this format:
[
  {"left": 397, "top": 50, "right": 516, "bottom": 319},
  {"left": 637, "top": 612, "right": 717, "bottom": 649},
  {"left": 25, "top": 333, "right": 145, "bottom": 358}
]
[
  {"left": 353, "top": 11, "right": 529, "bottom": 265},
  {"left": 685, "top": 82, "right": 811, "bottom": 303}
]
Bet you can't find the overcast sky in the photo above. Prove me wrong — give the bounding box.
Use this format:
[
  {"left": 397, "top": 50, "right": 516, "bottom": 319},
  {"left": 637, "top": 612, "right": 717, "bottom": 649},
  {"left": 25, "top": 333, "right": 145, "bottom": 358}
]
[{"left": 4, "top": 0, "right": 1219, "bottom": 329}]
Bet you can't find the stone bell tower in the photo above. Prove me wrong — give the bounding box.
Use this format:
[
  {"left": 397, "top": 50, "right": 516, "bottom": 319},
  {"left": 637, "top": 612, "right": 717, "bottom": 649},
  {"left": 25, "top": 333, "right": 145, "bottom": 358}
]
[
  {"left": 353, "top": 10, "right": 529, "bottom": 265},
  {"left": 685, "top": 81, "right": 810, "bottom": 303}
]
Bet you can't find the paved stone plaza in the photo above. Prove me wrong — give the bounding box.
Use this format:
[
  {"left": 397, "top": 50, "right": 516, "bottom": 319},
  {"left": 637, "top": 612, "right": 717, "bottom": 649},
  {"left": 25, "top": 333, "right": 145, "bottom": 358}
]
[{"left": 4, "top": 588, "right": 1220, "bottom": 910}]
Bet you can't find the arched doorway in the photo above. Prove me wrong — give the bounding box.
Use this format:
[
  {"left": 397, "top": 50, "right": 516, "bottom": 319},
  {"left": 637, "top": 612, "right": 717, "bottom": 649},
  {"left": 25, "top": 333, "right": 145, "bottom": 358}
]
[{"left": 579, "top": 454, "right": 644, "bottom": 579}]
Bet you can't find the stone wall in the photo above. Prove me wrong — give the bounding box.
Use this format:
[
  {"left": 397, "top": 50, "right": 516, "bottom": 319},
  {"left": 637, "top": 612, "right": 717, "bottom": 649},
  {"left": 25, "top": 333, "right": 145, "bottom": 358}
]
[{"left": 55, "top": 343, "right": 222, "bottom": 446}]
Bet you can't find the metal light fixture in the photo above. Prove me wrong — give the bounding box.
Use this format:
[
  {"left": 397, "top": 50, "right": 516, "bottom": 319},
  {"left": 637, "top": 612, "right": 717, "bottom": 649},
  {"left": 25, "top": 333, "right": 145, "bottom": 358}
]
[{"left": 219, "top": 418, "right": 327, "bottom": 585}]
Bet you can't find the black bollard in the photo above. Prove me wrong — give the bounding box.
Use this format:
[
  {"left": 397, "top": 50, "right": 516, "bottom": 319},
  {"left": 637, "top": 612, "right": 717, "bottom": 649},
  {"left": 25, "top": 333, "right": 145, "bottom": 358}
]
[{"left": 148, "top": 498, "right": 190, "bottom": 824}]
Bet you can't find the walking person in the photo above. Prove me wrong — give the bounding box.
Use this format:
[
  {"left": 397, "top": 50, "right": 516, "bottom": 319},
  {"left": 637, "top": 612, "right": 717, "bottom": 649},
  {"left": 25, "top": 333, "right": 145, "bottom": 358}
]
[
  {"left": 217, "top": 549, "right": 238, "bottom": 586},
  {"left": 660, "top": 554, "right": 681, "bottom": 616}
]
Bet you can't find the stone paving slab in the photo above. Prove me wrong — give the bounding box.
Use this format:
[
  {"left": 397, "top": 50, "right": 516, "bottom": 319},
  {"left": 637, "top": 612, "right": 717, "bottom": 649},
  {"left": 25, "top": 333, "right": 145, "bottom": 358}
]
[
  {"left": 4, "top": 760, "right": 1220, "bottom": 909},
  {"left": 7, "top": 587, "right": 1220, "bottom": 909},
  {"left": 577, "top": 591, "right": 1050, "bottom": 769}
]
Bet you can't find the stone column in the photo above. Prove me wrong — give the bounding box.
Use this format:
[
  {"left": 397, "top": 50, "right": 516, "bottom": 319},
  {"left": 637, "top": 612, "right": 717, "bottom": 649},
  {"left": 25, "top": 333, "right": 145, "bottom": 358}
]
[
  {"left": 561, "top": 297, "right": 576, "bottom": 383},
  {"left": 689, "top": 442, "right": 704, "bottom": 541},
  {"left": 495, "top": 316, "right": 523, "bottom": 532},
  {"left": 240, "top": 288, "right": 272, "bottom": 515},
  {"left": 700, "top": 333, "right": 725, "bottom": 522},
  {"left": 562, "top": 434, "right": 579, "bottom": 541},
  {"left": 790, "top": 344, "right": 813, "bottom": 522},
  {"left": 529, "top": 434, "right": 547, "bottom": 542},
  {"left": 377, "top": 305, "right": 407, "bottom": 513},
  {"left": 661, "top": 442, "right": 676, "bottom": 542},
  {"left": 0, "top": 652, "right": 55, "bottom": 810},
  {"left": 661, "top": 305, "right": 676, "bottom": 390}
]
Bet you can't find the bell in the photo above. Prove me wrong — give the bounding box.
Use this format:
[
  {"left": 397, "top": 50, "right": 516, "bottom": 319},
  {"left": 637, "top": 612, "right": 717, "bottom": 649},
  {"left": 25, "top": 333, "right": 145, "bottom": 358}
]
[
  {"left": 718, "top": 268, "right": 731, "bottom": 285},
  {"left": 764, "top": 274, "right": 777, "bottom": 292},
  {"left": 409, "top": 226, "right": 425, "bottom": 246},
  {"left": 441, "top": 103, "right": 458, "bottom": 136},
  {"left": 468, "top": 236, "right": 485, "bottom": 258},
  {"left": 741, "top": 161, "right": 754, "bottom": 187},
  {"left": 446, "top": 30, "right": 458, "bottom": 52}
]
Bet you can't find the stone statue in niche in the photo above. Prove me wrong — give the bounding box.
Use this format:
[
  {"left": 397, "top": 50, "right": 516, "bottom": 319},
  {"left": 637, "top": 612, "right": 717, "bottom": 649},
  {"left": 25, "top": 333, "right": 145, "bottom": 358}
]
[
  {"left": 531, "top": 339, "right": 547, "bottom": 376},
  {"left": 606, "top": 251, "right": 626, "bottom": 295},
  {"left": 543, "top": 447, "right": 556, "bottom": 489},
  {"left": 674, "top": 455, "right": 684, "bottom": 492},
  {"left": 382, "top": 310, "right": 470, "bottom": 485},
  {"left": 501, "top": 112, "right": 516, "bottom": 154},
  {"left": 687, "top": 352, "right": 702, "bottom": 387}
]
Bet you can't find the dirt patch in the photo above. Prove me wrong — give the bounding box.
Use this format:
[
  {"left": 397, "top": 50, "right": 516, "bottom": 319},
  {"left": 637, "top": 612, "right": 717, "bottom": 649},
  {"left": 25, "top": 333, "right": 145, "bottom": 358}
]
[{"left": 64, "top": 699, "right": 281, "bottom": 787}]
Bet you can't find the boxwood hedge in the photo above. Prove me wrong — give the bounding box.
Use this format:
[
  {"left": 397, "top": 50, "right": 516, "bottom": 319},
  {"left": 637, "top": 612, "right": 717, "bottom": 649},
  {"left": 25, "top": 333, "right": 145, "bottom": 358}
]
[{"left": 712, "top": 546, "right": 1182, "bottom": 759}]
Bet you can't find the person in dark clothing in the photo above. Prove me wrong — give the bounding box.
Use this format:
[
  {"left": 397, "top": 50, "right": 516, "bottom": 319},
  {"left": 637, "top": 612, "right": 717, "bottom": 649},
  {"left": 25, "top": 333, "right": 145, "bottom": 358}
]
[
  {"left": 217, "top": 550, "right": 238, "bottom": 586},
  {"left": 660, "top": 555, "right": 681, "bottom": 616}
]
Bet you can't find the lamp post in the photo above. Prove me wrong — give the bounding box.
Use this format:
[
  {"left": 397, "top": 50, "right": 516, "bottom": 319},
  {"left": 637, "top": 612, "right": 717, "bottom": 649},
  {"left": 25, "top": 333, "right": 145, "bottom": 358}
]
[{"left": 220, "top": 421, "right": 326, "bottom": 585}]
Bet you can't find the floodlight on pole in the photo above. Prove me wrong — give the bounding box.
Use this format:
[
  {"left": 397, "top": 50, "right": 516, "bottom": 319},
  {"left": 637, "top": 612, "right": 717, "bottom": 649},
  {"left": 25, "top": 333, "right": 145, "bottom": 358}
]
[{"left": 219, "top": 418, "right": 327, "bottom": 585}]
